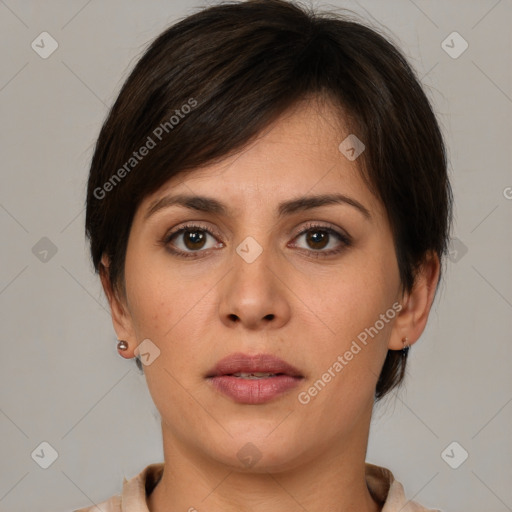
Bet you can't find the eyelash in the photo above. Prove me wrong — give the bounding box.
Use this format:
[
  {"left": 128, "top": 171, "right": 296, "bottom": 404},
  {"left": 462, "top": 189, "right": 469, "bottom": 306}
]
[{"left": 160, "top": 222, "right": 352, "bottom": 259}]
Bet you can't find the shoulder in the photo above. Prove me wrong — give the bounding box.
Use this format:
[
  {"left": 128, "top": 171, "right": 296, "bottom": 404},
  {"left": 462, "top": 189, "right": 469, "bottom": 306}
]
[
  {"left": 365, "top": 462, "right": 441, "bottom": 512},
  {"left": 72, "top": 462, "right": 164, "bottom": 511}
]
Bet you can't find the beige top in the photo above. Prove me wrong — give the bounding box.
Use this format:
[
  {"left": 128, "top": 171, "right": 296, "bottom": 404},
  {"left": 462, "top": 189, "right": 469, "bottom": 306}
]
[{"left": 74, "top": 462, "right": 440, "bottom": 512}]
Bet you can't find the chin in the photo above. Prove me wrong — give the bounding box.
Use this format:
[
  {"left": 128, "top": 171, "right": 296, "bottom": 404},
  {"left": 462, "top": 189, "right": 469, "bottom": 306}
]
[{"left": 208, "top": 429, "right": 306, "bottom": 473}]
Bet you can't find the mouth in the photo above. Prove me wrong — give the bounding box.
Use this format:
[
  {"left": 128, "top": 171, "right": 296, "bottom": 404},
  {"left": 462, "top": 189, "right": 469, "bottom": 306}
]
[
  {"left": 225, "top": 372, "right": 289, "bottom": 379},
  {"left": 205, "top": 352, "right": 304, "bottom": 379},
  {"left": 205, "top": 353, "right": 304, "bottom": 404}
]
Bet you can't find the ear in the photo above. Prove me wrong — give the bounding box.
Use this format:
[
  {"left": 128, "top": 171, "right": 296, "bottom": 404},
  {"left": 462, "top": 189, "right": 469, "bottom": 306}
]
[
  {"left": 388, "top": 251, "right": 441, "bottom": 350},
  {"left": 100, "top": 254, "right": 137, "bottom": 358}
]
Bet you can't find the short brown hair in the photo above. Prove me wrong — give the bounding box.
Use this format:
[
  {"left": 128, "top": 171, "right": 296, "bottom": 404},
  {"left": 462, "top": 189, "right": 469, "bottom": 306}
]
[{"left": 85, "top": 0, "right": 452, "bottom": 401}]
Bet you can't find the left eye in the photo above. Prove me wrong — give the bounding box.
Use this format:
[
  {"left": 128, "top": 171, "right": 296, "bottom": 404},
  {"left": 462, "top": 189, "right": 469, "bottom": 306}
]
[{"left": 290, "top": 224, "right": 351, "bottom": 255}]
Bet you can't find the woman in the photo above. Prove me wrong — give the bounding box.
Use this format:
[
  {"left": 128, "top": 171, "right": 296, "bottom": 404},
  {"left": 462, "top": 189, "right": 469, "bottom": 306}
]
[{"left": 78, "top": 0, "right": 451, "bottom": 510}]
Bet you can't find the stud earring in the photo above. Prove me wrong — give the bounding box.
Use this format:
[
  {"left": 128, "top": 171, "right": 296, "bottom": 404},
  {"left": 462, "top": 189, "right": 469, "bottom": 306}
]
[
  {"left": 401, "top": 337, "right": 409, "bottom": 358},
  {"left": 117, "top": 340, "right": 128, "bottom": 351}
]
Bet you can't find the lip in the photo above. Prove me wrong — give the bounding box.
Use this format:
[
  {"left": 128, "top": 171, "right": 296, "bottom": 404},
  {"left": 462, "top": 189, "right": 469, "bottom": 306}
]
[
  {"left": 208, "top": 375, "right": 302, "bottom": 404},
  {"left": 205, "top": 352, "right": 304, "bottom": 405},
  {"left": 206, "top": 352, "right": 303, "bottom": 378}
]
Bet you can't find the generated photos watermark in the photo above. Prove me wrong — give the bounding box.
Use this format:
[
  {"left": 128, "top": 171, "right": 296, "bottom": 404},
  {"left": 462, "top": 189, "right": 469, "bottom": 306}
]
[
  {"left": 297, "top": 301, "right": 402, "bottom": 404},
  {"left": 93, "top": 97, "right": 198, "bottom": 200}
]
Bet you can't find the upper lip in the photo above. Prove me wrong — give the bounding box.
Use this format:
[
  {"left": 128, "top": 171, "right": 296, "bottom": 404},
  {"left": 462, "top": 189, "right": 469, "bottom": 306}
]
[{"left": 206, "top": 352, "right": 303, "bottom": 378}]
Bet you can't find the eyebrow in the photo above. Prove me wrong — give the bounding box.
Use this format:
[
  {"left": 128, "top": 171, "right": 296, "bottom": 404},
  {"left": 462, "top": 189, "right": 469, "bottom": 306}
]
[{"left": 145, "top": 192, "right": 371, "bottom": 221}]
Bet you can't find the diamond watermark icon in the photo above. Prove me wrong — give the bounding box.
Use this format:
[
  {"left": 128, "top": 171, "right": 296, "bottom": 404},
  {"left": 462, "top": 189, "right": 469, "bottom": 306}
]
[
  {"left": 236, "top": 236, "right": 263, "bottom": 264},
  {"left": 441, "top": 31, "right": 468, "bottom": 59},
  {"left": 31, "top": 32, "right": 59, "bottom": 59},
  {"left": 31, "top": 441, "right": 59, "bottom": 469},
  {"left": 134, "top": 338, "right": 161, "bottom": 366},
  {"left": 448, "top": 237, "right": 468, "bottom": 263},
  {"left": 441, "top": 441, "right": 468, "bottom": 469},
  {"left": 32, "top": 236, "right": 58, "bottom": 263},
  {"left": 338, "top": 134, "right": 365, "bottom": 161},
  {"left": 237, "top": 442, "right": 262, "bottom": 468}
]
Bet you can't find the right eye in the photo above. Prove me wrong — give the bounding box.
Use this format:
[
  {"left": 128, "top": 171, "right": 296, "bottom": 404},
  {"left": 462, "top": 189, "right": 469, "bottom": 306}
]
[{"left": 162, "top": 224, "right": 224, "bottom": 258}]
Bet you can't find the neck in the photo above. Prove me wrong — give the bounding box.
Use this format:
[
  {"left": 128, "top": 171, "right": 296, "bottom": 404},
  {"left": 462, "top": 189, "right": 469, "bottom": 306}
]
[{"left": 147, "top": 409, "right": 381, "bottom": 512}]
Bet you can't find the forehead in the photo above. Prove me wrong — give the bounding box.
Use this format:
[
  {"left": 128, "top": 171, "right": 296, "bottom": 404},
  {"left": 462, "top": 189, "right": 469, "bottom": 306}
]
[{"left": 138, "top": 98, "right": 381, "bottom": 220}]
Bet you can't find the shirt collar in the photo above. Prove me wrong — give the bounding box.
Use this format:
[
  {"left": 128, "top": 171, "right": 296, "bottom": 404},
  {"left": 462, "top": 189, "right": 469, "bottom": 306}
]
[{"left": 119, "top": 461, "right": 438, "bottom": 512}]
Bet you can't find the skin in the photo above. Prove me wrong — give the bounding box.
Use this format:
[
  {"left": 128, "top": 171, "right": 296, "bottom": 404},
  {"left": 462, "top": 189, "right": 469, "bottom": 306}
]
[{"left": 101, "top": 96, "right": 440, "bottom": 512}]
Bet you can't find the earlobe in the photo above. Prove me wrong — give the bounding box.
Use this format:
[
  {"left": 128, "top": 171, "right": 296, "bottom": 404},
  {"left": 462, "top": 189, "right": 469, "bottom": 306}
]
[
  {"left": 388, "top": 251, "right": 441, "bottom": 350},
  {"left": 99, "top": 254, "right": 137, "bottom": 358}
]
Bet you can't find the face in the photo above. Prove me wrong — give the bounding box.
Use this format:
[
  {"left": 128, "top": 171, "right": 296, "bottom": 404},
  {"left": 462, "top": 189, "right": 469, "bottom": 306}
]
[{"left": 114, "top": 98, "right": 405, "bottom": 472}]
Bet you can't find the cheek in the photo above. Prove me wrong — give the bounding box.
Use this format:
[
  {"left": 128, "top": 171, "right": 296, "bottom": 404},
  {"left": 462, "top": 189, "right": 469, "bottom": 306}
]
[
  {"left": 298, "top": 275, "right": 396, "bottom": 423},
  {"left": 123, "top": 242, "right": 174, "bottom": 338},
  {"left": 125, "top": 272, "right": 182, "bottom": 339},
  {"left": 314, "top": 249, "right": 398, "bottom": 336},
  {"left": 124, "top": 253, "right": 217, "bottom": 365},
  {"left": 301, "top": 239, "right": 399, "bottom": 386}
]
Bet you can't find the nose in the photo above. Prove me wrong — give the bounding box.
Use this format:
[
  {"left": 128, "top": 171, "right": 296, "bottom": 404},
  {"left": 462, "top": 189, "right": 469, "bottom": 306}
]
[{"left": 218, "top": 244, "right": 291, "bottom": 331}]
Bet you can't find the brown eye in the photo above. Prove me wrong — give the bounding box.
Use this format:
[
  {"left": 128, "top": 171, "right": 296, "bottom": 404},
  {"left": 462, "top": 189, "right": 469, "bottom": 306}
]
[
  {"left": 305, "top": 229, "right": 330, "bottom": 250},
  {"left": 182, "top": 229, "right": 207, "bottom": 250},
  {"left": 162, "top": 224, "right": 222, "bottom": 258},
  {"left": 291, "top": 223, "right": 352, "bottom": 257}
]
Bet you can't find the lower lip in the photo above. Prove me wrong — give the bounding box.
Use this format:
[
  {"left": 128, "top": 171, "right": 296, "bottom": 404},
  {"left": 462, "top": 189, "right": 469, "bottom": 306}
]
[{"left": 208, "top": 375, "right": 302, "bottom": 404}]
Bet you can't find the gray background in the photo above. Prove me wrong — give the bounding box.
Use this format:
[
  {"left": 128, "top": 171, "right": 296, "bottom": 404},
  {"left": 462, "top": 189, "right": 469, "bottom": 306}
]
[{"left": 0, "top": 1, "right": 511, "bottom": 511}]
